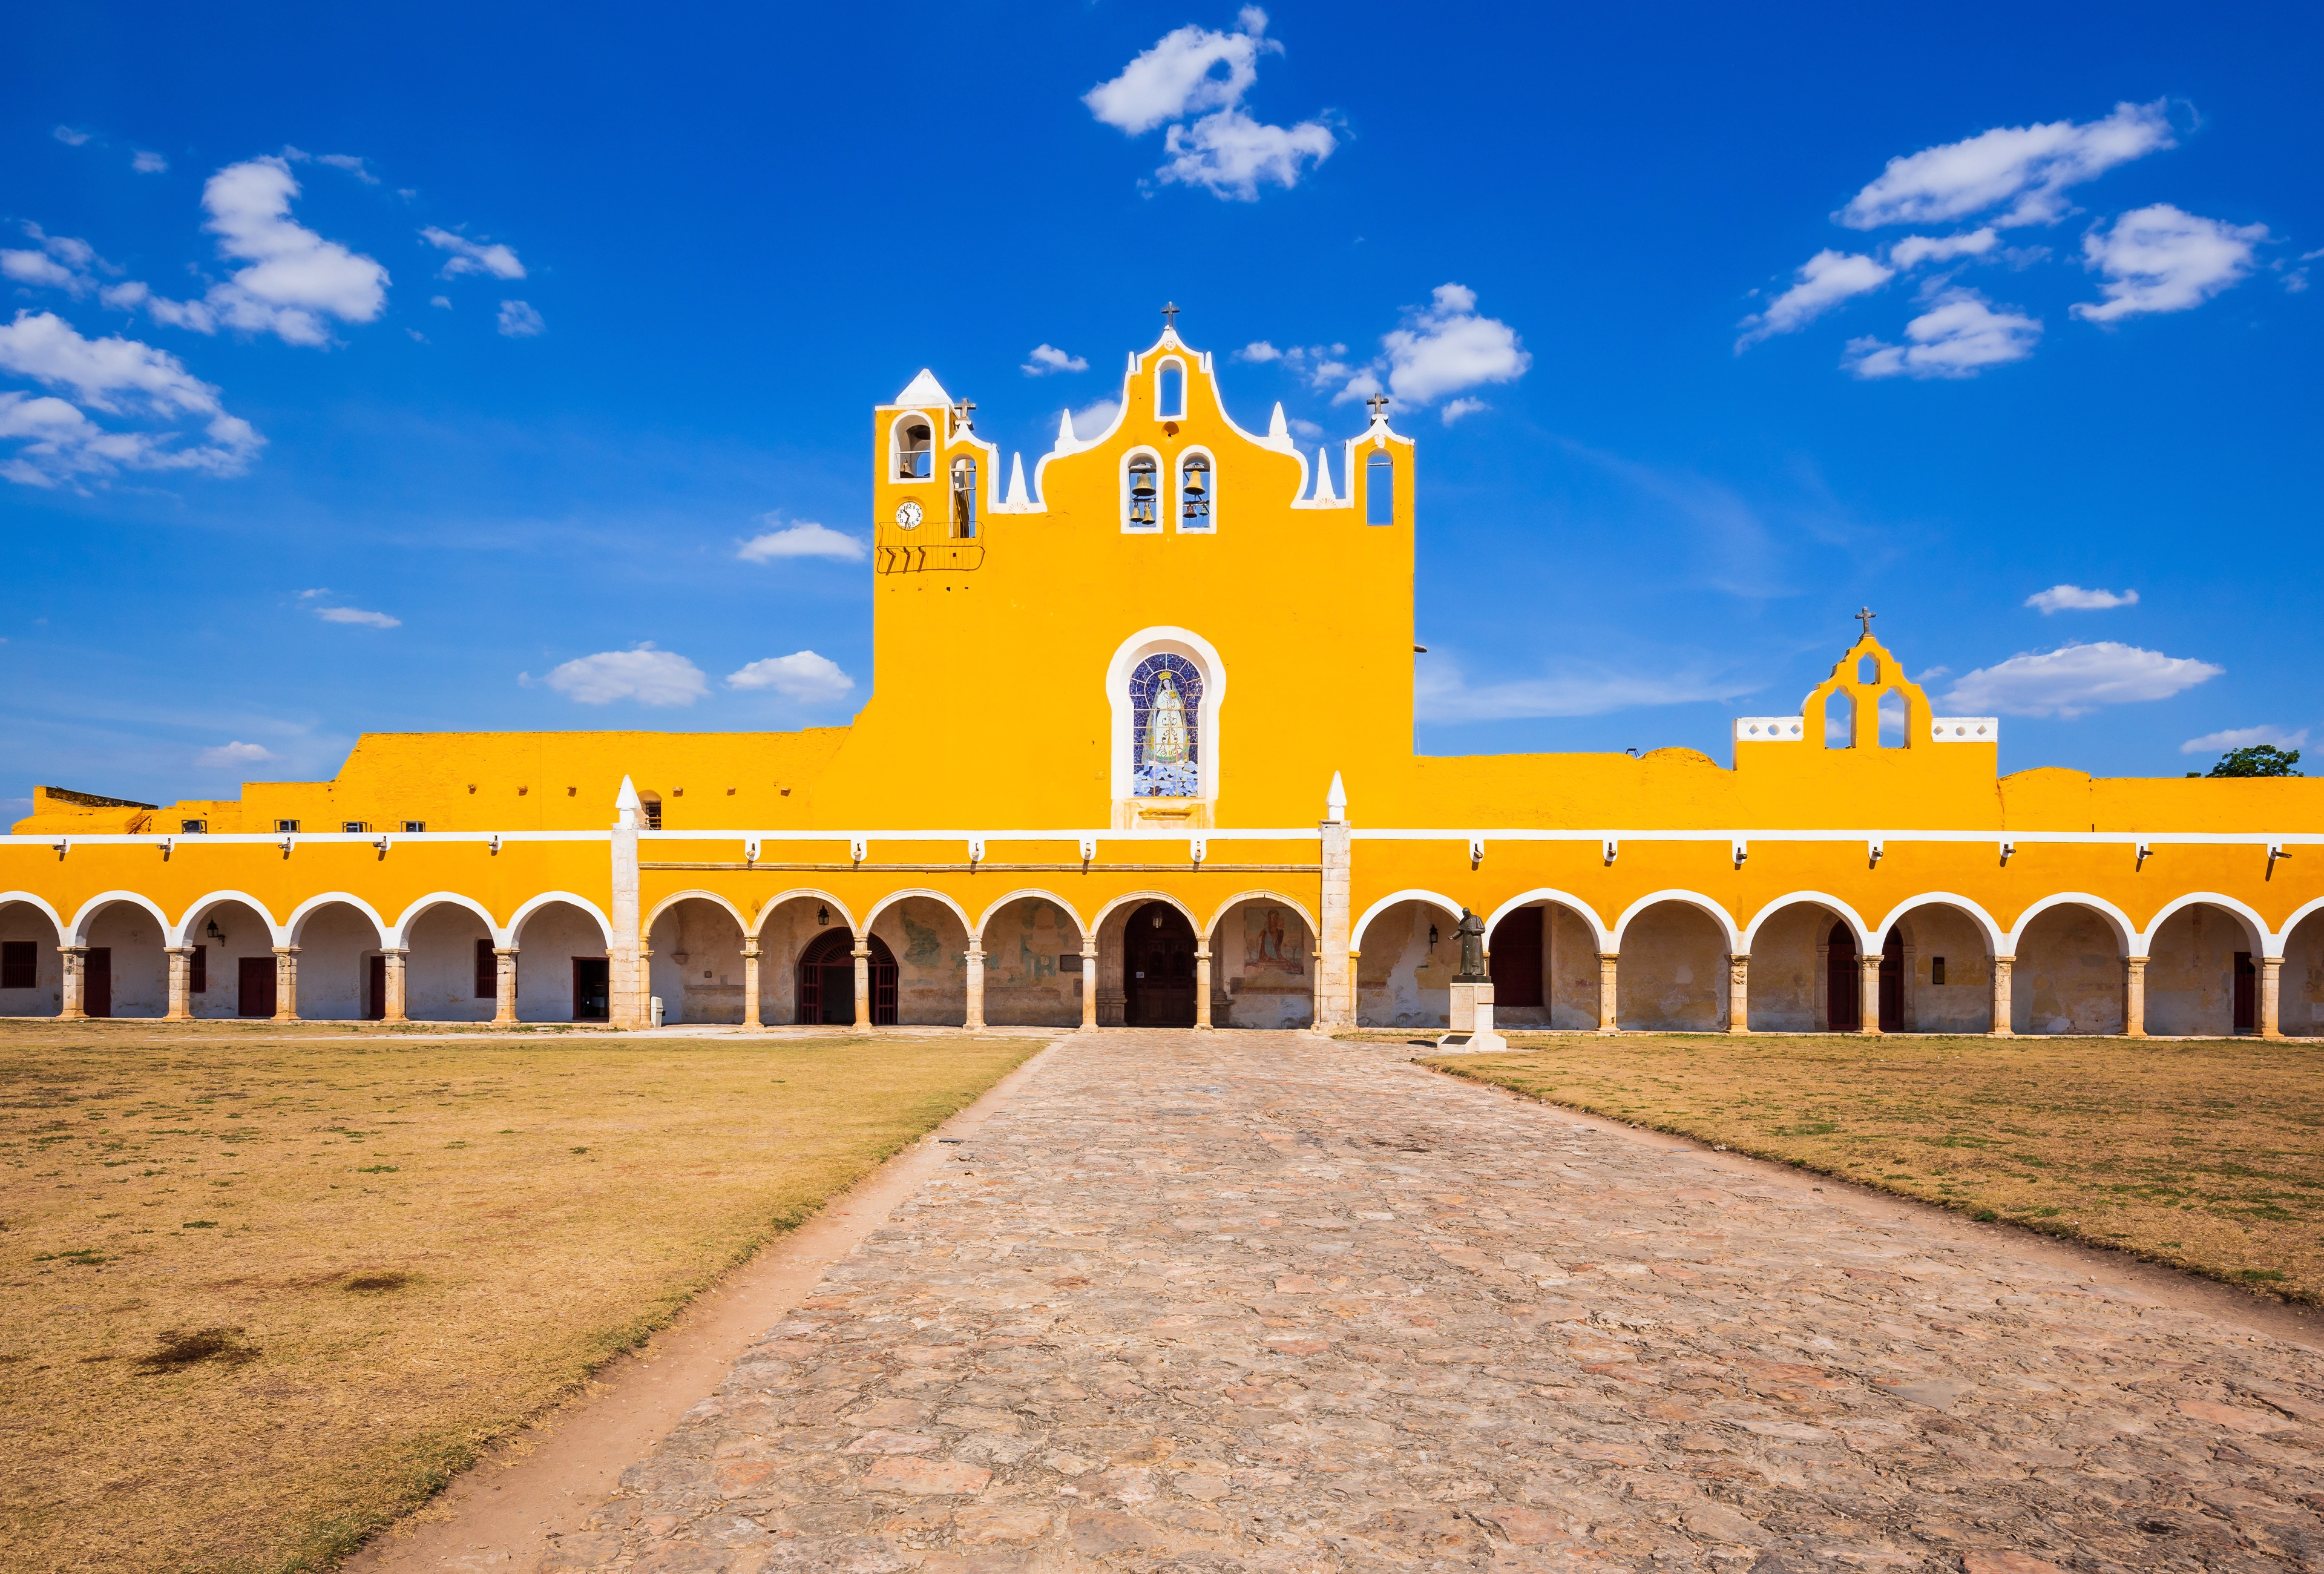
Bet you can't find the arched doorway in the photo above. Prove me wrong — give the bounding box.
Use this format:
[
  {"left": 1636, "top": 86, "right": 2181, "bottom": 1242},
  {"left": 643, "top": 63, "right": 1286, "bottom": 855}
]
[
  {"left": 1124, "top": 901, "right": 1196, "bottom": 1027},
  {"left": 797, "top": 930, "right": 897, "bottom": 1026},
  {"left": 1828, "top": 923, "right": 1860, "bottom": 1032}
]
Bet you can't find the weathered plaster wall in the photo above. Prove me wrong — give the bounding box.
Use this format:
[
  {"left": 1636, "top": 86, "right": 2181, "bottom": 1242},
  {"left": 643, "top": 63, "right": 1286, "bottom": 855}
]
[
  {"left": 648, "top": 900, "right": 746, "bottom": 1025},
  {"left": 1895, "top": 904, "right": 1991, "bottom": 1032},
  {"left": 2290, "top": 915, "right": 2324, "bottom": 1037},
  {"left": 517, "top": 902, "right": 608, "bottom": 1022},
  {"left": 1544, "top": 905, "right": 1600, "bottom": 1029},
  {"left": 1484, "top": 902, "right": 1558, "bottom": 1030},
  {"left": 981, "top": 897, "right": 1083, "bottom": 1027},
  {"left": 1617, "top": 902, "right": 1727, "bottom": 1032},
  {"left": 294, "top": 903, "right": 382, "bottom": 1020},
  {"left": 2144, "top": 904, "right": 2245, "bottom": 1038},
  {"left": 2014, "top": 906, "right": 2123, "bottom": 1035},
  {"left": 1357, "top": 901, "right": 1453, "bottom": 1029},
  {"left": 183, "top": 898, "right": 277, "bottom": 1019},
  {"left": 870, "top": 897, "right": 967, "bottom": 1026},
  {"left": 86, "top": 904, "right": 168, "bottom": 1017},
  {"left": 405, "top": 902, "right": 494, "bottom": 1022},
  {"left": 1747, "top": 904, "right": 1835, "bottom": 1032},
  {"left": 0, "top": 901, "right": 62, "bottom": 1016},
  {"left": 1213, "top": 897, "right": 1312, "bottom": 1029}
]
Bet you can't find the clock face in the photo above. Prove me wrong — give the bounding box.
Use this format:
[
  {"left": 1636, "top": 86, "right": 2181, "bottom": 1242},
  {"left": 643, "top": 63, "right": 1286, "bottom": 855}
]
[{"left": 894, "top": 499, "right": 923, "bottom": 530}]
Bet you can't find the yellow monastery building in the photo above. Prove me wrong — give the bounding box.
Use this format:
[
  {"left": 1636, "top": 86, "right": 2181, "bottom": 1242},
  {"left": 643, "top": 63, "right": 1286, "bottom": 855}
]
[{"left": 5, "top": 325, "right": 2321, "bottom": 1039}]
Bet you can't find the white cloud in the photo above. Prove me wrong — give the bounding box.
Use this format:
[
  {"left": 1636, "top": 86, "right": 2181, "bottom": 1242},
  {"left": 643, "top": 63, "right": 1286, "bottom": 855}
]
[
  {"left": 2026, "top": 584, "right": 2138, "bottom": 613},
  {"left": 430, "top": 294, "right": 451, "bottom": 309},
  {"left": 1022, "top": 343, "right": 1087, "bottom": 375},
  {"left": 496, "top": 300, "right": 544, "bottom": 337},
  {"left": 185, "top": 158, "right": 391, "bottom": 346},
  {"left": 2072, "top": 203, "right": 2267, "bottom": 323},
  {"left": 1843, "top": 289, "right": 2041, "bottom": 380},
  {"left": 421, "top": 226, "right": 525, "bottom": 280},
  {"left": 312, "top": 153, "right": 378, "bottom": 183},
  {"left": 1071, "top": 398, "right": 1121, "bottom": 440},
  {"left": 726, "top": 651, "right": 856, "bottom": 703},
  {"left": 131, "top": 150, "right": 168, "bottom": 174},
  {"left": 542, "top": 644, "right": 707, "bottom": 706},
  {"left": 1942, "top": 640, "right": 2221, "bottom": 719},
  {"left": 1838, "top": 100, "right": 2173, "bottom": 231},
  {"left": 1737, "top": 250, "right": 1894, "bottom": 347},
  {"left": 1353, "top": 283, "right": 1529, "bottom": 407},
  {"left": 1, "top": 249, "right": 85, "bottom": 294},
  {"left": 53, "top": 127, "right": 90, "bottom": 147},
  {"left": 1417, "top": 653, "right": 1759, "bottom": 722},
  {"left": 297, "top": 587, "right": 329, "bottom": 598},
  {"left": 2180, "top": 725, "right": 2307, "bottom": 756},
  {"left": 1085, "top": 7, "right": 1333, "bottom": 199},
  {"left": 1285, "top": 415, "right": 1323, "bottom": 439},
  {"left": 314, "top": 605, "right": 399, "bottom": 628},
  {"left": 1236, "top": 340, "right": 1282, "bottom": 362},
  {"left": 1888, "top": 228, "right": 1998, "bottom": 268},
  {"left": 737, "top": 521, "right": 865, "bottom": 562},
  {"left": 197, "top": 740, "right": 277, "bottom": 767},
  {"left": 0, "top": 311, "right": 263, "bottom": 486},
  {"left": 1440, "top": 397, "right": 1487, "bottom": 424}
]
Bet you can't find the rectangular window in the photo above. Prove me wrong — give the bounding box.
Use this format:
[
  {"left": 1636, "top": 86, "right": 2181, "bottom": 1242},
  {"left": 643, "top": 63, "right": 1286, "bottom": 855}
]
[
  {"left": 179, "top": 818, "right": 208, "bottom": 834},
  {"left": 275, "top": 818, "right": 300, "bottom": 834},
  {"left": 190, "top": 944, "right": 207, "bottom": 994},
  {"left": 1930, "top": 956, "right": 1946, "bottom": 986},
  {"left": 474, "top": 938, "right": 497, "bottom": 999},
  {"left": 0, "top": 941, "right": 34, "bottom": 989},
  {"left": 1365, "top": 453, "right": 1395, "bottom": 525},
  {"left": 401, "top": 820, "right": 426, "bottom": 833},
  {"left": 341, "top": 820, "right": 369, "bottom": 834}
]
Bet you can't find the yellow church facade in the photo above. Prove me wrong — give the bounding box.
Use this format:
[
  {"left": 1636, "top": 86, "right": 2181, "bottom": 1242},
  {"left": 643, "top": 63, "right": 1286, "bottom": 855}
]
[{"left": 6, "top": 326, "right": 2322, "bottom": 1040}]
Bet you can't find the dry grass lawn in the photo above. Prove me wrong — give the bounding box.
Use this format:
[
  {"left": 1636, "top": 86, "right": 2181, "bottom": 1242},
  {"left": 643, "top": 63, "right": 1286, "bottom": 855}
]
[
  {"left": 0, "top": 1021, "right": 1043, "bottom": 1574},
  {"left": 1413, "top": 1032, "right": 2324, "bottom": 1305}
]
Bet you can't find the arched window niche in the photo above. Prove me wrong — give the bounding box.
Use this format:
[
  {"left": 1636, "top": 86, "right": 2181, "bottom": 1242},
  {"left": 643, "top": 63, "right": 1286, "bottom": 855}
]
[
  {"left": 1123, "top": 449, "right": 1162, "bottom": 531},
  {"left": 1156, "top": 359, "right": 1187, "bottom": 420},
  {"left": 1823, "top": 690, "right": 1854, "bottom": 749},
  {"left": 1105, "top": 628, "right": 1226, "bottom": 817},
  {"left": 1177, "top": 449, "right": 1214, "bottom": 532},
  {"left": 950, "top": 456, "right": 977, "bottom": 538},
  {"left": 892, "top": 415, "right": 933, "bottom": 481}
]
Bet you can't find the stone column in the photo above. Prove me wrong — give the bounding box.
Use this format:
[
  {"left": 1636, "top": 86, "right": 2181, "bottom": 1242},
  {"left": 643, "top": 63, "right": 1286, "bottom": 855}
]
[
  {"left": 1194, "top": 944, "right": 1212, "bottom": 1029},
  {"left": 609, "top": 775, "right": 646, "bottom": 1030},
  {"left": 166, "top": 946, "right": 194, "bottom": 1021},
  {"left": 1596, "top": 951, "right": 1619, "bottom": 1033},
  {"left": 59, "top": 946, "right": 87, "bottom": 1020},
  {"left": 2260, "top": 955, "right": 2284, "bottom": 1039},
  {"left": 272, "top": 945, "right": 301, "bottom": 1022},
  {"left": 963, "top": 941, "right": 986, "bottom": 1030},
  {"left": 493, "top": 947, "right": 518, "bottom": 1025},
  {"left": 1727, "top": 953, "right": 1750, "bottom": 1034},
  {"left": 2123, "top": 956, "right": 2148, "bottom": 1038},
  {"left": 1315, "top": 796, "right": 1353, "bottom": 1029},
  {"left": 852, "top": 938, "right": 872, "bottom": 1029},
  {"left": 741, "top": 941, "right": 762, "bottom": 1029},
  {"left": 1989, "top": 953, "right": 2014, "bottom": 1037},
  {"left": 1344, "top": 949, "right": 1361, "bottom": 1028},
  {"left": 381, "top": 948, "right": 409, "bottom": 1023},
  {"left": 1858, "top": 954, "right": 1882, "bottom": 1036}
]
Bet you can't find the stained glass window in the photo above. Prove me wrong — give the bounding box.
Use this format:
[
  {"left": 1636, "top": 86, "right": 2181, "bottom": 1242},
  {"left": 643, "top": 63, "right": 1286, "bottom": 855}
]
[{"left": 1129, "top": 653, "right": 1203, "bottom": 798}]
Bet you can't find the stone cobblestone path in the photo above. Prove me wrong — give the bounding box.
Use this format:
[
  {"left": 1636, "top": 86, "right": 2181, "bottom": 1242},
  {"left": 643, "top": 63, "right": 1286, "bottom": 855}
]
[{"left": 552, "top": 1032, "right": 2324, "bottom": 1573}]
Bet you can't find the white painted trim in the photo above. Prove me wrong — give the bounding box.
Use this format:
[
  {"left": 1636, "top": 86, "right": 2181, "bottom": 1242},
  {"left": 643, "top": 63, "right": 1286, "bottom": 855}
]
[
  {"left": 1929, "top": 716, "right": 1999, "bottom": 743},
  {"left": 746, "top": 888, "right": 858, "bottom": 940},
  {"left": 1741, "top": 892, "right": 1871, "bottom": 951},
  {"left": 0, "top": 830, "right": 609, "bottom": 846},
  {"left": 508, "top": 891, "right": 615, "bottom": 949},
  {"left": 1341, "top": 828, "right": 2324, "bottom": 846},
  {"left": 641, "top": 827, "right": 1309, "bottom": 842},
  {"left": 644, "top": 888, "right": 750, "bottom": 935},
  {"left": 1733, "top": 717, "right": 1807, "bottom": 742},
  {"left": 2003, "top": 892, "right": 2137, "bottom": 955},
  {"left": 284, "top": 892, "right": 390, "bottom": 945},
  {"left": 1200, "top": 888, "right": 1320, "bottom": 943},
  {"left": 171, "top": 889, "right": 284, "bottom": 947},
  {"left": 1482, "top": 889, "right": 1612, "bottom": 952},
  {"left": 1105, "top": 627, "right": 1227, "bottom": 806},
  {"left": 1350, "top": 889, "right": 1462, "bottom": 950},
  {"left": 862, "top": 887, "right": 974, "bottom": 940},
  {"left": 2273, "top": 894, "right": 2324, "bottom": 952},
  {"left": 0, "top": 890, "right": 67, "bottom": 939},
  {"left": 1173, "top": 444, "right": 1217, "bottom": 534},
  {"left": 1612, "top": 890, "right": 1741, "bottom": 951},
  {"left": 1088, "top": 888, "right": 1203, "bottom": 937},
  {"left": 971, "top": 889, "right": 1090, "bottom": 943},
  {"left": 2136, "top": 891, "right": 2270, "bottom": 955},
  {"left": 1870, "top": 893, "right": 2005, "bottom": 953},
  {"left": 71, "top": 889, "right": 180, "bottom": 946},
  {"left": 390, "top": 891, "right": 507, "bottom": 948}
]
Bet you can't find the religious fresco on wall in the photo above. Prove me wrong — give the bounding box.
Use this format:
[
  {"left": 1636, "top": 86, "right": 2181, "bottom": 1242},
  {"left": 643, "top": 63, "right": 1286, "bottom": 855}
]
[
  {"left": 1242, "top": 905, "right": 1305, "bottom": 974},
  {"left": 1129, "top": 653, "right": 1203, "bottom": 798},
  {"left": 990, "top": 900, "right": 1073, "bottom": 988},
  {"left": 901, "top": 910, "right": 946, "bottom": 969}
]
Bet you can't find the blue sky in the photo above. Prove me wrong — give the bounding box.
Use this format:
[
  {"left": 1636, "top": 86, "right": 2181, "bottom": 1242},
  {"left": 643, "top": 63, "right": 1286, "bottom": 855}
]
[{"left": 3, "top": 1, "right": 2318, "bottom": 816}]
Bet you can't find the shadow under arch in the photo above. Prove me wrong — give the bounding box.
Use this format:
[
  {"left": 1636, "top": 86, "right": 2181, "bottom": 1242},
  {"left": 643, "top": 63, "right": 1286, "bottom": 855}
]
[
  {"left": 1351, "top": 888, "right": 1460, "bottom": 951},
  {"left": 166, "top": 889, "right": 280, "bottom": 947},
  {"left": 975, "top": 887, "right": 1091, "bottom": 943}
]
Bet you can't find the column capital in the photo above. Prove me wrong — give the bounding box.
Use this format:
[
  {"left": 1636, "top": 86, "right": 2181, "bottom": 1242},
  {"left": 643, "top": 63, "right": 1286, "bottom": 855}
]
[
  {"left": 1727, "top": 951, "right": 1751, "bottom": 964},
  {"left": 1991, "top": 952, "right": 2015, "bottom": 964},
  {"left": 58, "top": 944, "right": 88, "bottom": 956},
  {"left": 165, "top": 944, "right": 195, "bottom": 957},
  {"left": 273, "top": 944, "right": 300, "bottom": 957},
  {"left": 741, "top": 941, "right": 761, "bottom": 958},
  {"left": 493, "top": 945, "right": 520, "bottom": 957},
  {"left": 2124, "top": 954, "right": 2148, "bottom": 970},
  {"left": 1597, "top": 950, "right": 1620, "bottom": 963},
  {"left": 379, "top": 946, "right": 410, "bottom": 958}
]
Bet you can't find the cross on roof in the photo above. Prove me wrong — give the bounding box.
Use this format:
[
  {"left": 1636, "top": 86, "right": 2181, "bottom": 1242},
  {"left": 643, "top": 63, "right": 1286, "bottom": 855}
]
[
  {"left": 1161, "top": 301, "right": 1180, "bottom": 329},
  {"left": 1856, "top": 605, "right": 1877, "bottom": 637},
  {"left": 1366, "top": 392, "right": 1391, "bottom": 420},
  {"left": 951, "top": 397, "right": 976, "bottom": 429}
]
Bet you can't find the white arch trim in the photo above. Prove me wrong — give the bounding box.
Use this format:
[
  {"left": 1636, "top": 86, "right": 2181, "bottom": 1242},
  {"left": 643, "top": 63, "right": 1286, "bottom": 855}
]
[
  {"left": 972, "top": 889, "right": 1091, "bottom": 942},
  {"left": 1870, "top": 892, "right": 2005, "bottom": 954},
  {"left": 2003, "top": 892, "right": 2137, "bottom": 955},
  {"left": 1105, "top": 625, "right": 1227, "bottom": 804},
  {"left": 748, "top": 888, "right": 858, "bottom": 940},
  {"left": 644, "top": 888, "right": 750, "bottom": 935},
  {"left": 1483, "top": 889, "right": 1610, "bottom": 952},
  {"left": 1201, "top": 888, "right": 1319, "bottom": 942},
  {"left": 1613, "top": 890, "right": 1742, "bottom": 951},
  {"left": 1741, "top": 892, "right": 1872, "bottom": 952},
  {"left": 1350, "top": 889, "right": 1462, "bottom": 951},
  {"left": 1088, "top": 889, "right": 1204, "bottom": 937},
  {"left": 862, "top": 887, "right": 975, "bottom": 938},
  {"left": 169, "top": 889, "right": 283, "bottom": 947},
  {"left": 390, "top": 891, "right": 507, "bottom": 947},
  {"left": 68, "top": 889, "right": 179, "bottom": 947},
  {"left": 0, "top": 891, "right": 67, "bottom": 939},
  {"left": 2272, "top": 894, "right": 2324, "bottom": 953},
  {"left": 508, "top": 891, "right": 615, "bottom": 949},
  {"left": 2135, "top": 891, "right": 2270, "bottom": 955},
  {"left": 285, "top": 892, "right": 390, "bottom": 945}
]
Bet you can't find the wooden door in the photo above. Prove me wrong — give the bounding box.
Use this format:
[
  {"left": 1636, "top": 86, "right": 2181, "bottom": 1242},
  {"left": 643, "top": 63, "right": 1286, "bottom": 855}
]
[
  {"left": 572, "top": 958, "right": 609, "bottom": 1021},
  {"left": 1826, "top": 923, "right": 1859, "bottom": 1032},
  {"left": 85, "top": 947, "right": 112, "bottom": 1018},
  {"left": 796, "top": 932, "right": 896, "bottom": 1026},
  {"left": 2234, "top": 952, "right": 2256, "bottom": 1035},
  {"left": 1878, "top": 930, "right": 1904, "bottom": 1032},
  {"left": 238, "top": 955, "right": 275, "bottom": 1018},
  {"left": 1124, "top": 902, "right": 1196, "bottom": 1027},
  {"left": 1489, "top": 906, "right": 1545, "bottom": 1007},
  {"left": 366, "top": 955, "right": 387, "bottom": 1021}
]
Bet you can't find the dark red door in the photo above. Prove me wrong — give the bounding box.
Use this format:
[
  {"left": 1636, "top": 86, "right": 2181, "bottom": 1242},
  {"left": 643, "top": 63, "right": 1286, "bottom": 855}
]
[
  {"left": 1124, "top": 902, "right": 1196, "bottom": 1027},
  {"left": 2234, "top": 952, "right": 2256, "bottom": 1035},
  {"left": 1827, "top": 923, "right": 1859, "bottom": 1032},
  {"left": 1489, "top": 906, "right": 1545, "bottom": 1008},
  {"left": 796, "top": 930, "right": 896, "bottom": 1025},
  {"left": 238, "top": 956, "right": 275, "bottom": 1018},
  {"left": 1878, "top": 930, "right": 1904, "bottom": 1032},
  {"left": 573, "top": 958, "right": 609, "bottom": 1021},
  {"left": 366, "top": 955, "right": 387, "bottom": 1021},
  {"left": 85, "top": 947, "right": 112, "bottom": 1018}
]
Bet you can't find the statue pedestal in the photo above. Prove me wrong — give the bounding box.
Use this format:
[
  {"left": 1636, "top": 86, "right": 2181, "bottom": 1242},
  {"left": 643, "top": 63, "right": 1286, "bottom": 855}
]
[{"left": 1439, "top": 980, "right": 1507, "bottom": 1052}]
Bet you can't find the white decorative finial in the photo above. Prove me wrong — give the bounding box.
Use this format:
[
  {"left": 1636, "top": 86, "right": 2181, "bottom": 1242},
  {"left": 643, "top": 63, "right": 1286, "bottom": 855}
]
[
  {"left": 1312, "top": 447, "right": 1336, "bottom": 502},
  {"left": 1005, "top": 452, "right": 1028, "bottom": 506},
  {"left": 1325, "top": 771, "right": 1347, "bottom": 822},
  {"left": 1267, "top": 401, "right": 1288, "bottom": 447},
  {"left": 615, "top": 774, "right": 643, "bottom": 829},
  {"left": 1053, "top": 407, "right": 1077, "bottom": 453}
]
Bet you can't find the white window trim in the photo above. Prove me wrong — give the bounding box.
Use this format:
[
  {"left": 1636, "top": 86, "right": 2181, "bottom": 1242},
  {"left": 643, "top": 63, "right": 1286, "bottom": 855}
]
[
  {"left": 1121, "top": 446, "right": 1163, "bottom": 533},
  {"left": 1361, "top": 447, "right": 1396, "bottom": 526},
  {"left": 890, "top": 411, "right": 937, "bottom": 484},
  {"left": 1174, "top": 445, "right": 1217, "bottom": 534},
  {"left": 1154, "top": 355, "right": 1189, "bottom": 421},
  {"left": 1106, "top": 627, "right": 1226, "bottom": 803}
]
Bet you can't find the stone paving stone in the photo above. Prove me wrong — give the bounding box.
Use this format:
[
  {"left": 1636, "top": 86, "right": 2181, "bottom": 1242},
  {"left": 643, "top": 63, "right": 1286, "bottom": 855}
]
[{"left": 557, "top": 1032, "right": 2324, "bottom": 1573}]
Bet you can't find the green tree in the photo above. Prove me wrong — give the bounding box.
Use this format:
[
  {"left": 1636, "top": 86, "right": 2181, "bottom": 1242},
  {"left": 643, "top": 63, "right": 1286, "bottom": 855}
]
[{"left": 2207, "top": 745, "right": 2303, "bottom": 778}]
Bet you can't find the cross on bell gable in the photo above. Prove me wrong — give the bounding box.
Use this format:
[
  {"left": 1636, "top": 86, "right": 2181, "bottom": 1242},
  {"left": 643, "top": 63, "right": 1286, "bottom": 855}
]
[
  {"left": 1161, "top": 301, "right": 1180, "bottom": 329},
  {"left": 1366, "top": 392, "right": 1391, "bottom": 421},
  {"left": 1856, "top": 606, "right": 1877, "bottom": 637},
  {"left": 951, "top": 397, "right": 976, "bottom": 430}
]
